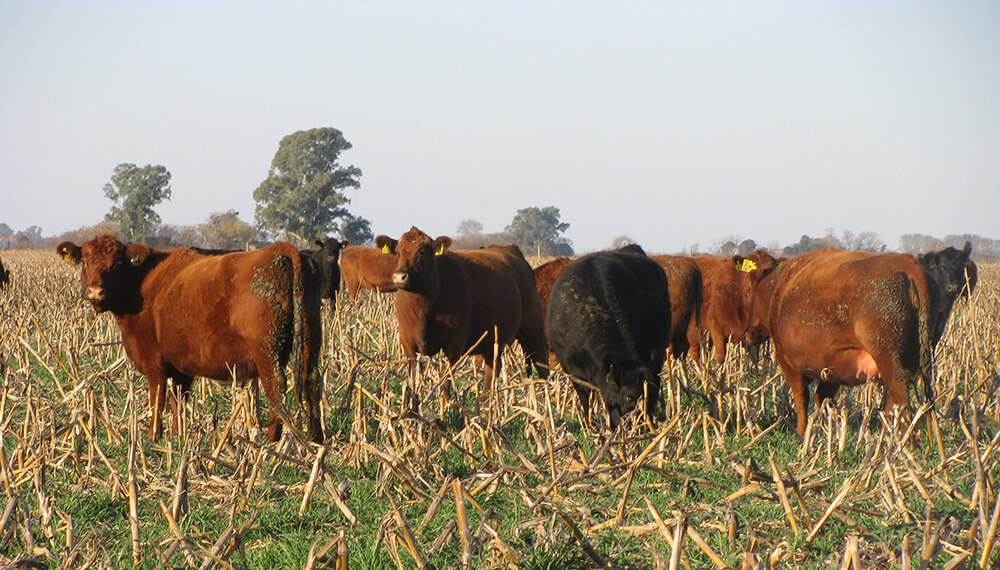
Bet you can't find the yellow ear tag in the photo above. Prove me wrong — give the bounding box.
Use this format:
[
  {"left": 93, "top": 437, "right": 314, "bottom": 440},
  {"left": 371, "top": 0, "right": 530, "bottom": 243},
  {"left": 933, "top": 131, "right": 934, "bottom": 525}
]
[
  {"left": 381, "top": 244, "right": 390, "bottom": 254},
  {"left": 436, "top": 244, "right": 445, "bottom": 255},
  {"left": 739, "top": 259, "right": 757, "bottom": 273}
]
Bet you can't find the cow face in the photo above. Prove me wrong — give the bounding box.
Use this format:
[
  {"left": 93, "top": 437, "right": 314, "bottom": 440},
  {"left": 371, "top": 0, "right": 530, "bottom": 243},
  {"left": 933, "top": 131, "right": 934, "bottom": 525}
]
[
  {"left": 918, "top": 241, "right": 973, "bottom": 344},
  {"left": 919, "top": 241, "right": 972, "bottom": 296},
  {"left": 603, "top": 365, "right": 660, "bottom": 428},
  {"left": 315, "top": 238, "right": 348, "bottom": 265},
  {"left": 57, "top": 234, "right": 150, "bottom": 313},
  {"left": 392, "top": 227, "right": 450, "bottom": 292}
]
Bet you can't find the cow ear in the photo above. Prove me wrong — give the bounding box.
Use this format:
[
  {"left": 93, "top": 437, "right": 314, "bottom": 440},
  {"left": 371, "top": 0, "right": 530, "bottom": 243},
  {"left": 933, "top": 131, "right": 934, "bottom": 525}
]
[
  {"left": 963, "top": 241, "right": 972, "bottom": 256},
  {"left": 734, "top": 255, "right": 757, "bottom": 273},
  {"left": 433, "top": 236, "right": 453, "bottom": 255},
  {"left": 56, "top": 242, "right": 82, "bottom": 265},
  {"left": 340, "top": 240, "right": 349, "bottom": 249},
  {"left": 315, "top": 240, "right": 324, "bottom": 248},
  {"left": 126, "top": 244, "right": 151, "bottom": 266},
  {"left": 375, "top": 235, "right": 396, "bottom": 254}
]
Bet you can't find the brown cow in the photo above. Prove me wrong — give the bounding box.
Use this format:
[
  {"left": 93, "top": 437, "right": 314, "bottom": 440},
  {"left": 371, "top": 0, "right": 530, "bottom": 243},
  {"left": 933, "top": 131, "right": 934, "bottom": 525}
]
[
  {"left": 533, "top": 257, "right": 573, "bottom": 318},
  {"left": 648, "top": 255, "right": 704, "bottom": 360},
  {"left": 391, "top": 227, "right": 549, "bottom": 390},
  {"left": 57, "top": 234, "right": 324, "bottom": 442},
  {"left": 339, "top": 235, "right": 452, "bottom": 299},
  {"left": 690, "top": 250, "right": 778, "bottom": 364},
  {"left": 770, "top": 245, "right": 972, "bottom": 435}
]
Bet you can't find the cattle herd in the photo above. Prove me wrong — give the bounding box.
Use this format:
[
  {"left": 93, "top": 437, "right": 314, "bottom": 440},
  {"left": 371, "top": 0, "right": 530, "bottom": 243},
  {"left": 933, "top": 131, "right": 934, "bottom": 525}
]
[{"left": 45, "top": 230, "right": 976, "bottom": 446}]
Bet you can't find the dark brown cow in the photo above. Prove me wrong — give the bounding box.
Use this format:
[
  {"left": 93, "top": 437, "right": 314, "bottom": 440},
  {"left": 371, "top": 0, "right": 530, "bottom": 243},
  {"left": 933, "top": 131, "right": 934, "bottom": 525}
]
[
  {"left": 770, "top": 245, "right": 972, "bottom": 435},
  {"left": 301, "top": 237, "right": 348, "bottom": 312},
  {"left": 391, "top": 227, "right": 549, "bottom": 390},
  {"left": 57, "top": 234, "right": 324, "bottom": 442},
  {"left": 648, "top": 255, "right": 703, "bottom": 360},
  {"left": 339, "top": 235, "right": 452, "bottom": 299},
  {"left": 690, "top": 250, "right": 778, "bottom": 364}
]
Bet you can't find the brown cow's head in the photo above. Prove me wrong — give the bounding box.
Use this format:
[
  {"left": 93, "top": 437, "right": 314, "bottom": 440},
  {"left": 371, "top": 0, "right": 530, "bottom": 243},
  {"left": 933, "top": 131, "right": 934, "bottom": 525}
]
[
  {"left": 57, "top": 234, "right": 151, "bottom": 313},
  {"left": 392, "top": 227, "right": 452, "bottom": 292}
]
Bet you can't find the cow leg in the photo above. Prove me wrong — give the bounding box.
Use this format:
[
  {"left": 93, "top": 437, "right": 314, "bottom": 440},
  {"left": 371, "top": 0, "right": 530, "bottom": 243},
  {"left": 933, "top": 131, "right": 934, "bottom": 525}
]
[
  {"left": 814, "top": 382, "right": 839, "bottom": 409},
  {"left": 775, "top": 351, "right": 810, "bottom": 436},
  {"left": 168, "top": 374, "right": 194, "bottom": 437},
  {"left": 686, "top": 319, "right": 702, "bottom": 362},
  {"left": 709, "top": 328, "right": 728, "bottom": 366},
  {"left": 257, "top": 363, "right": 288, "bottom": 443},
  {"left": 147, "top": 374, "right": 169, "bottom": 439}
]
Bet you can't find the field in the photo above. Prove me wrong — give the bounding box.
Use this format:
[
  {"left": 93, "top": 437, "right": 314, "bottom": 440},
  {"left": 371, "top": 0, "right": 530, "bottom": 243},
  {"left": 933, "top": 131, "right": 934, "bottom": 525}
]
[{"left": 0, "top": 249, "right": 998, "bottom": 569}]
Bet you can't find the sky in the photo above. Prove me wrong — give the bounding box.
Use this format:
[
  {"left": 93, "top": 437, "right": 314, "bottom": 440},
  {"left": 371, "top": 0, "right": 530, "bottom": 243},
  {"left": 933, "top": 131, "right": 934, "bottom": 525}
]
[{"left": 2, "top": 1, "right": 998, "bottom": 254}]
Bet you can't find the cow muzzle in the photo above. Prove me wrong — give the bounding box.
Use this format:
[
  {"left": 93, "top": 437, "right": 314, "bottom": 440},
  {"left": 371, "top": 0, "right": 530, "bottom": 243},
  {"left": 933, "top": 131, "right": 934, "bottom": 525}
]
[
  {"left": 391, "top": 271, "right": 409, "bottom": 287},
  {"left": 85, "top": 285, "right": 105, "bottom": 303}
]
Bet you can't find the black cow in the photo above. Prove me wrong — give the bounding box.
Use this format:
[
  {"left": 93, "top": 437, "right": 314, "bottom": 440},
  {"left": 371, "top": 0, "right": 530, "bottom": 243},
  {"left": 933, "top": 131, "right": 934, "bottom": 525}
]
[
  {"left": 917, "top": 241, "right": 975, "bottom": 344},
  {"left": 0, "top": 256, "right": 9, "bottom": 289},
  {"left": 546, "top": 244, "right": 671, "bottom": 428},
  {"left": 301, "top": 238, "right": 348, "bottom": 312}
]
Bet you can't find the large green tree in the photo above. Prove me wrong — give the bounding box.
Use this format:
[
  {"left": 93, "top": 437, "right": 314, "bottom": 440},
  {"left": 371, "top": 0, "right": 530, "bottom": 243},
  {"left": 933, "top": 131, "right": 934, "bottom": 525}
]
[
  {"left": 103, "top": 163, "right": 172, "bottom": 243},
  {"left": 254, "top": 127, "right": 364, "bottom": 242},
  {"left": 505, "top": 206, "right": 573, "bottom": 256}
]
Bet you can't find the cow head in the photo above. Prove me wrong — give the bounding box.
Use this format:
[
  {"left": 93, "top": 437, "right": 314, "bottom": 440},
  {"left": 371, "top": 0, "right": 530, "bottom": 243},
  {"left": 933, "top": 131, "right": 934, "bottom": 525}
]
[
  {"left": 743, "top": 254, "right": 785, "bottom": 347},
  {"left": 57, "top": 234, "right": 151, "bottom": 313},
  {"left": 602, "top": 363, "right": 661, "bottom": 428},
  {"left": 314, "top": 238, "right": 348, "bottom": 264},
  {"left": 918, "top": 241, "right": 973, "bottom": 344},
  {"left": 392, "top": 227, "right": 452, "bottom": 292}
]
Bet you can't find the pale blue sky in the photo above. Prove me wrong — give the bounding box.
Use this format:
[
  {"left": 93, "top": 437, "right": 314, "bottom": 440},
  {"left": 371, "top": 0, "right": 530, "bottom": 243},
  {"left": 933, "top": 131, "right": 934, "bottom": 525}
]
[{"left": 2, "top": 1, "right": 998, "bottom": 253}]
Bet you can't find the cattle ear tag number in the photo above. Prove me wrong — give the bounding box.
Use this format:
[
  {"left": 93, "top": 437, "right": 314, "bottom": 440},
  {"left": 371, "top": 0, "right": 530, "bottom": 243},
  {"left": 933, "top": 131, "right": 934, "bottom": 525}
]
[
  {"left": 739, "top": 259, "right": 757, "bottom": 273},
  {"left": 381, "top": 244, "right": 390, "bottom": 254}
]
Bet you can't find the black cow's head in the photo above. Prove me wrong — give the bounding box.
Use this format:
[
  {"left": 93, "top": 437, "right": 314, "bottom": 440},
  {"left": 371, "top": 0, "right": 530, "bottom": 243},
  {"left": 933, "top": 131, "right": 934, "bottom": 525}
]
[
  {"left": 57, "top": 234, "right": 150, "bottom": 313},
  {"left": 602, "top": 363, "right": 661, "bottom": 428},
  {"left": 918, "top": 241, "right": 973, "bottom": 344}
]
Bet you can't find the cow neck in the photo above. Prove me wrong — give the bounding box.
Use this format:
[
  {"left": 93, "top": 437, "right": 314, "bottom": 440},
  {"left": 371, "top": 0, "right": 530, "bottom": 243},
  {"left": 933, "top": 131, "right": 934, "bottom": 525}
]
[{"left": 108, "top": 251, "right": 169, "bottom": 317}]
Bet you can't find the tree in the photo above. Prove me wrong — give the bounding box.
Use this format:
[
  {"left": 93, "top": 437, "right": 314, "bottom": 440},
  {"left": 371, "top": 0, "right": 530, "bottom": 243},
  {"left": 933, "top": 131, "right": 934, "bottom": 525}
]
[
  {"left": 103, "top": 163, "right": 172, "bottom": 243},
  {"left": 339, "top": 214, "right": 374, "bottom": 246},
  {"left": 0, "top": 223, "right": 12, "bottom": 237},
  {"left": 199, "top": 210, "right": 260, "bottom": 249},
  {"left": 457, "top": 219, "right": 484, "bottom": 236},
  {"left": 505, "top": 206, "right": 572, "bottom": 256},
  {"left": 254, "top": 128, "right": 363, "bottom": 242}
]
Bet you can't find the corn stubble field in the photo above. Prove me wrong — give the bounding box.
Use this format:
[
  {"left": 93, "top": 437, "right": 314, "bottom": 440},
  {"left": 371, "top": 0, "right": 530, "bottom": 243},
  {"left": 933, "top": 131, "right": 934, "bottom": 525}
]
[{"left": 0, "top": 249, "right": 998, "bottom": 569}]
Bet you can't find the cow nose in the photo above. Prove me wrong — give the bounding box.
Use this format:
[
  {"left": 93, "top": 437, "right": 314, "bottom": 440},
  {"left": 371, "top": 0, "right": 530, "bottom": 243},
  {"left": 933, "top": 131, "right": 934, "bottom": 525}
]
[
  {"left": 85, "top": 285, "right": 104, "bottom": 302},
  {"left": 392, "top": 272, "right": 408, "bottom": 286}
]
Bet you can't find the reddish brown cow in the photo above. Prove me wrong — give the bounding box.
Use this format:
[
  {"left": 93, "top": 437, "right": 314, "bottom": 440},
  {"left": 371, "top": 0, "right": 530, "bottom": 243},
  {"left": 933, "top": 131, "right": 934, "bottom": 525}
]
[
  {"left": 57, "top": 235, "right": 324, "bottom": 442},
  {"left": 770, "top": 246, "right": 972, "bottom": 435},
  {"left": 339, "top": 235, "right": 452, "bottom": 299},
  {"left": 533, "top": 257, "right": 573, "bottom": 318},
  {"left": 648, "top": 255, "right": 703, "bottom": 360},
  {"left": 690, "top": 250, "right": 778, "bottom": 364},
  {"left": 391, "top": 227, "right": 549, "bottom": 390}
]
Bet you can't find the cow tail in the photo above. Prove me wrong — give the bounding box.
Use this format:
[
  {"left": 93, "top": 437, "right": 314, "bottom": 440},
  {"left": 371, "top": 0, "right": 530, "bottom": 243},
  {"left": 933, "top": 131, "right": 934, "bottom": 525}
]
[{"left": 910, "top": 274, "right": 934, "bottom": 405}]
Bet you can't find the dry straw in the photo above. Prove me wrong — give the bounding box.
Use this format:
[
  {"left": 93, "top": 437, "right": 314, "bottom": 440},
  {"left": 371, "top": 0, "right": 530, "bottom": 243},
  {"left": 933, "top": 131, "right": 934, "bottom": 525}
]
[{"left": 0, "top": 250, "right": 996, "bottom": 567}]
